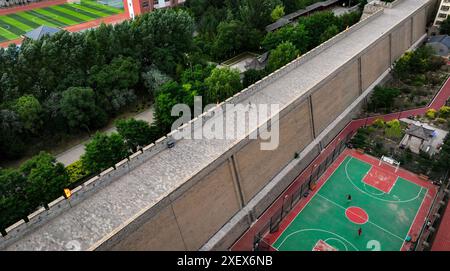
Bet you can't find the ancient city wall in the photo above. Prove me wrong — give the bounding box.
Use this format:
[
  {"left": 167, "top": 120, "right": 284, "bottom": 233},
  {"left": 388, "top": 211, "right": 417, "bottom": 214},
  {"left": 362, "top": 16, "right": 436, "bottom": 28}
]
[{"left": 0, "top": 0, "right": 435, "bottom": 251}]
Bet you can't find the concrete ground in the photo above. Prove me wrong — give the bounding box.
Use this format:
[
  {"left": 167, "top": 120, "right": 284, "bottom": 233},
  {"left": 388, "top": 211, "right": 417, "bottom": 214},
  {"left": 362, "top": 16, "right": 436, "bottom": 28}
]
[{"left": 56, "top": 106, "right": 154, "bottom": 165}]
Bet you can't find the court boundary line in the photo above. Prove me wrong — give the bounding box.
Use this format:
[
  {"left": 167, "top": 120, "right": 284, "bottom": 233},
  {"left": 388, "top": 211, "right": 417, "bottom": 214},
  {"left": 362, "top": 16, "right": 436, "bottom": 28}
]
[
  {"left": 345, "top": 157, "right": 425, "bottom": 204},
  {"left": 270, "top": 154, "right": 351, "bottom": 248},
  {"left": 276, "top": 228, "right": 359, "bottom": 251},
  {"left": 316, "top": 193, "right": 405, "bottom": 242}
]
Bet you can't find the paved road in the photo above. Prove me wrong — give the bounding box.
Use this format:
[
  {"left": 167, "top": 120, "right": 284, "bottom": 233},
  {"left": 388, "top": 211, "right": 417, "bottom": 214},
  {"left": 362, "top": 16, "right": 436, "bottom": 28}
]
[{"left": 56, "top": 107, "right": 154, "bottom": 165}]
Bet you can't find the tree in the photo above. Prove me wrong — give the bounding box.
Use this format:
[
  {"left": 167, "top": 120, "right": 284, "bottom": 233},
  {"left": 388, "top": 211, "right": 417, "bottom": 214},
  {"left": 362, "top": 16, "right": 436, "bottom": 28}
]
[
  {"left": 440, "top": 17, "right": 450, "bottom": 35},
  {"left": 281, "top": 0, "right": 300, "bottom": 13},
  {"left": 136, "top": 9, "right": 195, "bottom": 73},
  {"left": 367, "top": 86, "right": 401, "bottom": 113},
  {"left": 239, "top": 0, "right": 282, "bottom": 30},
  {"left": 60, "top": 87, "right": 107, "bottom": 131},
  {"left": 88, "top": 56, "right": 139, "bottom": 113},
  {"left": 298, "top": 11, "right": 338, "bottom": 48},
  {"left": 142, "top": 67, "right": 171, "bottom": 98},
  {"left": 81, "top": 132, "right": 129, "bottom": 173},
  {"left": 212, "top": 20, "right": 262, "bottom": 60},
  {"left": 271, "top": 5, "right": 285, "bottom": 22},
  {"left": 0, "top": 168, "right": 28, "bottom": 231},
  {"left": 13, "top": 95, "right": 42, "bottom": 134},
  {"left": 266, "top": 41, "right": 299, "bottom": 73},
  {"left": 262, "top": 24, "right": 309, "bottom": 52},
  {"left": 319, "top": 25, "right": 339, "bottom": 43},
  {"left": 180, "top": 64, "right": 215, "bottom": 96},
  {"left": 243, "top": 69, "right": 267, "bottom": 88},
  {"left": 0, "top": 109, "right": 25, "bottom": 160},
  {"left": 393, "top": 46, "right": 436, "bottom": 80},
  {"left": 116, "top": 119, "right": 154, "bottom": 152},
  {"left": 20, "top": 152, "right": 70, "bottom": 208},
  {"left": 154, "top": 81, "right": 198, "bottom": 132},
  {"left": 384, "top": 119, "right": 402, "bottom": 139},
  {"left": 204, "top": 67, "right": 242, "bottom": 104}
]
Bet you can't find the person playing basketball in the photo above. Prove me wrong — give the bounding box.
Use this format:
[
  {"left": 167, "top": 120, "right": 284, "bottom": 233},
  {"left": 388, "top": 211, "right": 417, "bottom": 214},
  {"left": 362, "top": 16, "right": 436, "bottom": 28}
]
[
  {"left": 346, "top": 194, "right": 352, "bottom": 203},
  {"left": 358, "top": 227, "right": 362, "bottom": 236}
]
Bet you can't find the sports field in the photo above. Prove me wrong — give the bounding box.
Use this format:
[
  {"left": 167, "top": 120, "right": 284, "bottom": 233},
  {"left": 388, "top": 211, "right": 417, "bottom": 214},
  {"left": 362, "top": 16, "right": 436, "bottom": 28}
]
[
  {"left": 0, "top": 0, "right": 123, "bottom": 42},
  {"left": 267, "top": 149, "right": 436, "bottom": 251}
]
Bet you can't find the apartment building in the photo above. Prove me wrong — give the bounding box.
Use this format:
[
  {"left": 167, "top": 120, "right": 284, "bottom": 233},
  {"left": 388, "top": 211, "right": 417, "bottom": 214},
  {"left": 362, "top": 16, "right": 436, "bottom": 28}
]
[
  {"left": 123, "top": 0, "right": 185, "bottom": 19},
  {"left": 434, "top": 0, "right": 450, "bottom": 26}
]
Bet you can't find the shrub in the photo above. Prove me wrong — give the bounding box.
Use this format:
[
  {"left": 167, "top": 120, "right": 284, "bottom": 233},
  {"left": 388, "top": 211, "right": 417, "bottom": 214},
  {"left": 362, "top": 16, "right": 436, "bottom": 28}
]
[
  {"left": 439, "top": 106, "right": 450, "bottom": 118},
  {"left": 426, "top": 109, "right": 437, "bottom": 119},
  {"left": 66, "top": 160, "right": 91, "bottom": 184},
  {"left": 385, "top": 119, "right": 402, "bottom": 139},
  {"left": 372, "top": 118, "right": 385, "bottom": 129}
]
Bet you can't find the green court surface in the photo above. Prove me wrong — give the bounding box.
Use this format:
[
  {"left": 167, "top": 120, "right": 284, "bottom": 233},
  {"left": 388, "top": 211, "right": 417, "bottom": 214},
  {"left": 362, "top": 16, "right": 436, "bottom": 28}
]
[
  {"left": 272, "top": 155, "right": 427, "bottom": 251},
  {"left": 0, "top": 0, "right": 123, "bottom": 42}
]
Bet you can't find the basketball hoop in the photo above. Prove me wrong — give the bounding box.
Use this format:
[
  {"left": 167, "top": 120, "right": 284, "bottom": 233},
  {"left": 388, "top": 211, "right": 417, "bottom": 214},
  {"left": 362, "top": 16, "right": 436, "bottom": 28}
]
[{"left": 379, "top": 155, "right": 400, "bottom": 172}]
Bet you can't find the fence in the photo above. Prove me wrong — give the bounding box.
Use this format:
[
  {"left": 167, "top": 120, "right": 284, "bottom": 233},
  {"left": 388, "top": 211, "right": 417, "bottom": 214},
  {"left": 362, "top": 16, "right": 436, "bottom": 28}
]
[{"left": 414, "top": 174, "right": 450, "bottom": 251}]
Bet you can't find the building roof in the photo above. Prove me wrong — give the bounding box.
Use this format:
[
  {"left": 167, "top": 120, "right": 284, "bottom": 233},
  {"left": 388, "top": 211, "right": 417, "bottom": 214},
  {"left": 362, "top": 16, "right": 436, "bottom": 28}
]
[
  {"left": 265, "top": 0, "right": 340, "bottom": 32},
  {"left": 406, "top": 124, "right": 435, "bottom": 140},
  {"left": 23, "top": 26, "right": 61, "bottom": 40},
  {"left": 427, "top": 35, "right": 450, "bottom": 49}
]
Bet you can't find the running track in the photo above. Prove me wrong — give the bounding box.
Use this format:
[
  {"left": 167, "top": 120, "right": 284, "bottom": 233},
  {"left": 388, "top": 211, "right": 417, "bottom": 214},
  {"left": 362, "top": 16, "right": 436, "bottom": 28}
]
[{"left": 231, "top": 75, "right": 450, "bottom": 251}]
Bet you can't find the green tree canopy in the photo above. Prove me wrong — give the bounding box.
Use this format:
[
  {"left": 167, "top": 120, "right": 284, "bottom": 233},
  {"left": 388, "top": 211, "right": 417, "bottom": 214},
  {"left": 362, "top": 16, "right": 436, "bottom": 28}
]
[
  {"left": 13, "top": 95, "right": 42, "bottom": 134},
  {"left": 267, "top": 41, "right": 299, "bottom": 73},
  {"left": 239, "top": 0, "right": 282, "bottom": 30},
  {"left": 81, "top": 132, "right": 129, "bottom": 173},
  {"left": 154, "top": 81, "right": 198, "bottom": 132},
  {"left": 212, "top": 20, "right": 262, "bottom": 60},
  {"left": 116, "top": 118, "right": 154, "bottom": 152},
  {"left": 20, "top": 152, "right": 69, "bottom": 207},
  {"left": 0, "top": 109, "right": 25, "bottom": 159},
  {"left": 367, "top": 86, "right": 401, "bottom": 113},
  {"left": 0, "top": 168, "right": 28, "bottom": 231},
  {"left": 320, "top": 25, "right": 339, "bottom": 43},
  {"left": 204, "top": 67, "right": 243, "bottom": 104},
  {"left": 60, "top": 87, "right": 107, "bottom": 131},
  {"left": 262, "top": 24, "right": 309, "bottom": 52},
  {"left": 271, "top": 5, "right": 285, "bottom": 22}
]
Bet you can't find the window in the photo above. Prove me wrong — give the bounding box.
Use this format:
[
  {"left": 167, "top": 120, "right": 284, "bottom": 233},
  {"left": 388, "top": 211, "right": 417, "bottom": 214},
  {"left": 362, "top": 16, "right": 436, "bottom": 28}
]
[
  {"left": 436, "top": 21, "right": 442, "bottom": 25},
  {"left": 142, "top": 1, "right": 149, "bottom": 7},
  {"left": 441, "top": 5, "right": 450, "bottom": 11},
  {"left": 438, "top": 13, "right": 447, "bottom": 19}
]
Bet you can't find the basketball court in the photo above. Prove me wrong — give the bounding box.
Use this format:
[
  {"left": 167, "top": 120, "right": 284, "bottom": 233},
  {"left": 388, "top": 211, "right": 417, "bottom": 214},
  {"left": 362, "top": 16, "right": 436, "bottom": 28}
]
[{"left": 263, "top": 149, "right": 436, "bottom": 251}]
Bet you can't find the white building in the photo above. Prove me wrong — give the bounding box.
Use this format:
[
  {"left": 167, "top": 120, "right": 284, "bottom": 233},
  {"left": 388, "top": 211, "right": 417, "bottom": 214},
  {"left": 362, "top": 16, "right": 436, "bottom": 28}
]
[{"left": 434, "top": 0, "right": 450, "bottom": 27}]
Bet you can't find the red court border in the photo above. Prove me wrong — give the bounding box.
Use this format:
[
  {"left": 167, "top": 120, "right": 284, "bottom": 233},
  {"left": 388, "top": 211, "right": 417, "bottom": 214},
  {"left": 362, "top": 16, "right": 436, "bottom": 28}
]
[{"left": 250, "top": 149, "right": 437, "bottom": 251}]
